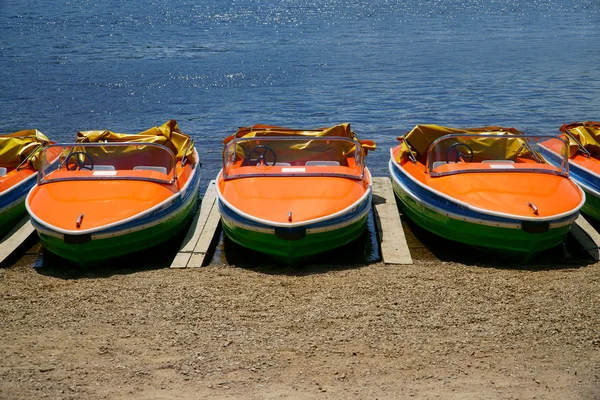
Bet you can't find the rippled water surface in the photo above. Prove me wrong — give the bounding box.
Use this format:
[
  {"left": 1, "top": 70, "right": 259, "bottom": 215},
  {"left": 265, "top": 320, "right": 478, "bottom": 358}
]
[{"left": 1, "top": 0, "right": 599, "bottom": 186}]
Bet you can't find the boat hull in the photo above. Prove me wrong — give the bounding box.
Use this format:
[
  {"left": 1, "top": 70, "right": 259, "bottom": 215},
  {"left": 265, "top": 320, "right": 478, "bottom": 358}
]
[
  {"left": 0, "top": 201, "right": 26, "bottom": 238},
  {"left": 390, "top": 159, "right": 579, "bottom": 260},
  {"left": 0, "top": 173, "right": 37, "bottom": 238},
  {"left": 217, "top": 177, "right": 372, "bottom": 265},
  {"left": 538, "top": 142, "right": 600, "bottom": 221},
  {"left": 34, "top": 192, "right": 197, "bottom": 265},
  {"left": 580, "top": 190, "right": 600, "bottom": 221},
  {"left": 220, "top": 209, "right": 369, "bottom": 265},
  {"left": 30, "top": 164, "right": 201, "bottom": 266}
]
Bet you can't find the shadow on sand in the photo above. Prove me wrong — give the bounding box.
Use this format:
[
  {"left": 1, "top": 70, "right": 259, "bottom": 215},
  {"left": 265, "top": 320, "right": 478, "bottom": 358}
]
[
  {"left": 32, "top": 223, "right": 189, "bottom": 280},
  {"left": 30, "top": 205, "right": 596, "bottom": 279},
  {"left": 400, "top": 213, "right": 595, "bottom": 271},
  {"left": 208, "top": 210, "right": 382, "bottom": 275}
]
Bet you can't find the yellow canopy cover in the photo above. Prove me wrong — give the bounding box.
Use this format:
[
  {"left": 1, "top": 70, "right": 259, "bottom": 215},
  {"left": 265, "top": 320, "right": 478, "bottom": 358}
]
[
  {"left": 560, "top": 122, "right": 600, "bottom": 158},
  {"left": 224, "top": 123, "right": 376, "bottom": 154},
  {"left": 76, "top": 119, "right": 196, "bottom": 163},
  {"left": 0, "top": 129, "right": 51, "bottom": 170},
  {"left": 396, "top": 124, "right": 525, "bottom": 162}
]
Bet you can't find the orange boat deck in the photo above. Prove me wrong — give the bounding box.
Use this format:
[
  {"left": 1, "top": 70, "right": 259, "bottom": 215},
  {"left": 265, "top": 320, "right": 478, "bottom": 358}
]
[
  {"left": 0, "top": 167, "right": 36, "bottom": 193},
  {"left": 27, "top": 161, "right": 194, "bottom": 232},
  {"left": 392, "top": 147, "right": 584, "bottom": 219},
  {"left": 218, "top": 170, "right": 371, "bottom": 224}
]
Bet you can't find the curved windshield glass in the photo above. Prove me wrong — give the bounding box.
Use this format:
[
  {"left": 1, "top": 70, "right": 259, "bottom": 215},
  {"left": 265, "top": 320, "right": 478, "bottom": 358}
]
[
  {"left": 222, "top": 137, "right": 365, "bottom": 180},
  {"left": 37, "top": 143, "right": 176, "bottom": 185},
  {"left": 426, "top": 134, "right": 569, "bottom": 177}
]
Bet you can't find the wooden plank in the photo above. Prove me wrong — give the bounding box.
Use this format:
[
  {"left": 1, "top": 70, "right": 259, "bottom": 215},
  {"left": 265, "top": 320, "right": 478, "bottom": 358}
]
[
  {"left": 371, "top": 177, "right": 413, "bottom": 265},
  {"left": 192, "top": 204, "right": 221, "bottom": 254},
  {"left": 570, "top": 215, "right": 600, "bottom": 261},
  {"left": 188, "top": 197, "right": 222, "bottom": 267},
  {"left": 169, "top": 252, "right": 192, "bottom": 269},
  {"left": 0, "top": 216, "right": 37, "bottom": 266},
  {"left": 170, "top": 180, "right": 219, "bottom": 269},
  {"left": 187, "top": 252, "right": 210, "bottom": 269},
  {"left": 178, "top": 180, "right": 217, "bottom": 253}
]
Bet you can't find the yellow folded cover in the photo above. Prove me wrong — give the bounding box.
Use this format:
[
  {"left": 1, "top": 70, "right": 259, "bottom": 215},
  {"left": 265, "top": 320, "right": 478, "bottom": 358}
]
[
  {"left": 560, "top": 122, "right": 600, "bottom": 158},
  {"left": 397, "top": 124, "right": 525, "bottom": 162},
  {"left": 0, "top": 129, "right": 50, "bottom": 170},
  {"left": 76, "top": 119, "right": 196, "bottom": 163},
  {"left": 224, "top": 123, "right": 376, "bottom": 152}
]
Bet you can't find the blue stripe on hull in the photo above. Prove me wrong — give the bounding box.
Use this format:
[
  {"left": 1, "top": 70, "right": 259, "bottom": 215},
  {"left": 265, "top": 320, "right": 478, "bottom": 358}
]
[
  {"left": 539, "top": 146, "right": 600, "bottom": 195},
  {"left": 0, "top": 173, "right": 37, "bottom": 213}
]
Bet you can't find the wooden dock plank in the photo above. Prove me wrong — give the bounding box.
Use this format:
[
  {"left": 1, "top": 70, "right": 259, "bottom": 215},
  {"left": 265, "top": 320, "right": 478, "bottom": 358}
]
[
  {"left": 173, "top": 176, "right": 414, "bottom": 268},
  {"left": 371, "top": 177, "right": 412, "bottom": 265},
  {"left": 178, "top": 181, "right": 217, "bottom": 253},
  {"left": 192, "top": 196, "right": 220, "bottom": 254},
  {"left": 170, "top": 180, "right": 221, "bottom": 269},
  {"left": 188, "top": 197, "right": 221, "bottom": 267},
  {"left": 0, "top": 216, "right": 37, "bottom": 266},
  {"left": 570, "top": 215, "right": 600, "bottom": 261},
  {"left": 169, "top": 252, "right": 192, "bottom": 269},
  {"left": 187, "top": 252, "right": 211, "bottom": 269}
]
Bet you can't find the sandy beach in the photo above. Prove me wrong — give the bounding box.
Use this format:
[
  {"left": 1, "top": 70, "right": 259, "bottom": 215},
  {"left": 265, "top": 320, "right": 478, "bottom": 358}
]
[{"left": 1, "top": 222, "right": 598, "bottom": 400}]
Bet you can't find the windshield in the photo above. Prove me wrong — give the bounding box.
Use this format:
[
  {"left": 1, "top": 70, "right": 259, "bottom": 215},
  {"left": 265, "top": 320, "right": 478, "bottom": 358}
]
[
  {"left": 37, "top": 142, "right": 176, "bottom": 185},
  {"left": 426, "top": 134, "right": 569, "bottom": 177},
  {"left": 222, "top": 137, "right": 365, "bottom": 180}
]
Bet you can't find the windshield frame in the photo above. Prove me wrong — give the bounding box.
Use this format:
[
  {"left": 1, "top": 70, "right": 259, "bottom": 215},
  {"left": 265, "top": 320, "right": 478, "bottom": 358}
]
[
  {"left": 37, "top": 142, "right": 177, "bottom": 185},
  {"left": 425, "top": 134, "right": 570, "bottom": 177},
  {"left": 222, "top": 136, "right": 365, "bottom": 181}
]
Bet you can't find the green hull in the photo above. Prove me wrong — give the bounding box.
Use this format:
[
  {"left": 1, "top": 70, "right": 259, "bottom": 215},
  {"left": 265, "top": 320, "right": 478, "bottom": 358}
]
[
  {"left": 581, "top": 188, "right": 600, "bottom": 221},
  {"left": 0, "top": 201, "right": 26, "bottom": 238},
  {"left": 221, "top": 214, "right": 368, "bottom": 265},
  {"left": 37, "top": 191, "right": 198, "bottom": 266},
  {"left": 392, "top": 180, "right": 573, "bottom": 260}
]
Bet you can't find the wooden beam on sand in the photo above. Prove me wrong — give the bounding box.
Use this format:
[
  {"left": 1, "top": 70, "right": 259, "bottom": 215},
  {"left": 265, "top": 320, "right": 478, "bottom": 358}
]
[
  {"left": 570, "top": 215, "right": 600, "bottom": 261},
  {"left": 170, "top": 180, "right": 221, "bottom": 268},
  {"left": 0, "top": 215, "right": 37, "bottom": 266},
  {"left": 372, "top": 177, "right": 413, "bottom": 264}
]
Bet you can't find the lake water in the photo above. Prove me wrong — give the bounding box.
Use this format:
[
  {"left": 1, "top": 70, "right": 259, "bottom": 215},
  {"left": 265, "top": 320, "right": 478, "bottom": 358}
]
[{"left": 1, "top": 0, "right": 600, "bottom": 188}]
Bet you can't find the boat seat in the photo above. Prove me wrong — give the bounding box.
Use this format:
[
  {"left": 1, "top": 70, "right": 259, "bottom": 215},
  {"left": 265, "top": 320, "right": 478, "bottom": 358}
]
[
  {"left": 0, "top": 167, "right": 7, "bottom": 177},
  {"left": 92, "top": 165, "right": 116, "bottom": 171},
  {"left": 305, "top": 161, "right": 340, "bottom": 166},
  {"left": 133, "top": 166, "right": 167, "bottom": 174}
]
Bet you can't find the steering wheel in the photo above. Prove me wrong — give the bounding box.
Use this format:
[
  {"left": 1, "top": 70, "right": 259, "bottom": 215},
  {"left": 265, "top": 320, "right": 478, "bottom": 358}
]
[
  {"left": 65, "top": 152, "right": 95, "bottom": 171},
  {"left": 247, "top": 145, "right": 277, "bottom": 166},
  {"left": 445, "top": 143, "right": 474, "bottom": 164}
]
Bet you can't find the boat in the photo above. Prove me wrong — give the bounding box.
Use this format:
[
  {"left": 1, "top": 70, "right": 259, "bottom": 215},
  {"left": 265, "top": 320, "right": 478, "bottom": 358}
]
[
  {"left": 216, "top": 123, "right": 376, "bottom": 265},
  {"left": 389, "top": 124, "right": 585, "bottom": 261},
  {"left": 26, "top": 120, "right": 201, "bottom": 265},
  {"left": 538, "top": 121, "right": 600, "bottom": 221},
  {"left": 0, "top": 130, "right": 56, "bottom": 238}
]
